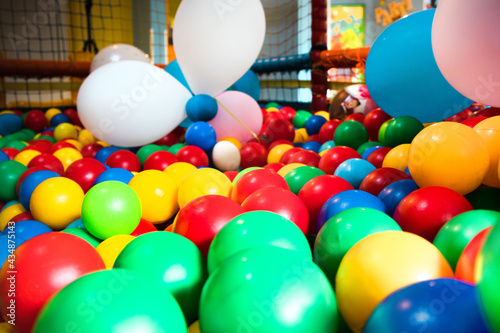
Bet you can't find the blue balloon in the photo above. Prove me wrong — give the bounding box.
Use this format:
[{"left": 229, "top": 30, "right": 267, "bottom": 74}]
[
  {"left": 185, "top": 121, "right": 217, "bottom": 152},
  {"left": 362, "top": 146, "right": 384, "bottom": 160},
  {"left": 0, "top": 114, "right": 23, "bottom": 136},
  {"left": 319, "top": 140, "right": 336, "bottom": 153},
  {"left": 378, "top": 179, "right": 419, "bottom": 216},
  {"left": 94, "top": 146, "right": 119, "bottom": 164},
  {"left": 49, "top": 113, "right": 70, "bottom": 127},
  {"left": 301, "top": 141, "right": 321, "bottom": 153},
  {"left": 164, "top": 59, "right": 193, "bottom": 94},
  {"left": 365, "top": 9, "right": 473, "bottom": 123},
  {"left": 186, "top": 95, "right": 218, "bottom": 122},
  {"left": 316, "top": 189, "right": 386, "bottom": 232},
  {"left": 334, "top": 158, "right": 376, "bottom": 189},
  {"left": 19, "top": 170, "right": 60, "bottom": 210},
  {"left": 229, "top": 70, "right": 261, "bottom": 101},
  {"left": 305, "top": 115, "right": 327, "bottom": 136},
  {"left": 12, "top": 220, "right": 52, "bottom": 243},
  {"left": 0, "top": 150, "right": 8, "bottom": 163},
  {"left": 364, "top": 278, "right": 490, "bottom": 333},
  {"left": 94, "top": 168, "right": 134, "bottom": 185}
]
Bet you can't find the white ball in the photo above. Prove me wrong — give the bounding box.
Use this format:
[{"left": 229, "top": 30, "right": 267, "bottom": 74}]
[
  {"left": 90, "top": 44, "right": 151, "bottom": 72},
  {"left": 212, "top": 141, "right": 241, "bottom": 172}
]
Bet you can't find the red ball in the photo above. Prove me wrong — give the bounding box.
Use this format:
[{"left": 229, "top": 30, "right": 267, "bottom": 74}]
[
  {"left": 344, "top": 113, "right": 365, "bottom": 123},
  {"left": 287, "top": 150, "right": 321, "bottom": 167},
  {"left": 239, "top": 142, "right": 268, "bottom": 170},
  {"left": 142, "top": 150, "right": 178, "bottom": 171},
  {"left": 393, "top": 186, "right": 473, "bottom": 241},
  {"left": 0, "top": 233, "right": 105, "bottom": 333},
  {"left": 27, "top": 139, "right": 52, "bottom": 153},
  {"left": 359, "top": 167, "right": 412, "bottom": 196},
  {"left": 461, "top": 116, "right": 487, "bottom": 128},
  {"left": 21, "top": 144, "right": 45, "bottom": 153},
  {"left": 130, "top": 218, "right": 158, "bottom": 237},
  {"left": 318, "top": 119, "right": 341, "bottom": 143},
  {"left": 444, "top": 109, "right": 472, "bottom": 122},
  {"left": 11, "top": 211, "right": 34, "bottom": 223},
  {"left": 80, "top": 143, "right": 103, "bottom": 159},
  {"left": 318, "top": 146, "right": 361, "bottom": 174},
  {"left": 175, "top": 145, "right": 208, "bottom": 168},
  {"left": 223, "top": 171, "right": 238, "bottom": 182},
  {"left": 106, "top": 150, "right": 141, "bottom": 172},
  {"left": 264, "top": 111, "right": 285, "bottom": 124},
  {"left": 1, "top": 148, "right": 19, "bottom": 160},
  {"left": 263, "top": 163, "right": 284, "bottom": 173},
  {"left": 476, "top": 107, "right": 500, "bottom": 118},
  {"left": 279, "top": 106, "right": 296, "bottom": 121},
  {"left": 173, "top": 195, "right": 245, "bottom": 258},
  {"left": 298, "top": 174, "right": 354, "bottom": 235},
  {"left": 241, "top": 187, "right": 309, "bottom": 235},
  {"left": 232, "top": 169, "right": 289, "bottom": 204},
  {"left": 49, "top": 141, "right": 75, "bottom": 153},
  {"left": 16, "top": 166, "right": 48, "bottom": 196},
  {"left": 64, "top": 158, "right": 107, "bottom": 192},
  {"left": 154, "top": 132, "right": 180, "bottom": 146},
  {"left": 63, "top": 108, "right": 77, "bottom": 118},
  {"left": 24, "top": 110, "right": 47, "bottom": 133},
  {"left": 28, "top": 153, "right": 64, "bottom": 175},
  {"left": 366, "top": 147, "right": 392, "bottom": 169},
  {"left": 264, "top": 118, "right": 295, "bottom": 143},
  {"left": 455, "top": 226, "right": 493, "bottom": 284},
  {"left": 364, "top": 108, "right": 393, "bottom": 141},
  {"left": 279, "top": 147, "right": 303, "bottom": 164}
]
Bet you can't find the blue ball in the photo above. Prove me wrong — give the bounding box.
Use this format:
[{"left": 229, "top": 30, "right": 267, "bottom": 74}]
[
  {"left": 319, "top": 140, "right": 336, "bottom": 153},
  {"left": 316, "top": 189, "right": 386, "bottom": 232},
  {"left": 186, "top": 95, "right": 218, "bottom": 122},
  {"left": 362, "top": 146, "right": 384, "bottom": 159},
  {"left": 66, "top": 218, "right": 85, "bottom": 229},
  {"left": 12, "top": 220, "right": 52, "bottom": 243},
  {"left": 49, "top": 113, "right": 70, "bottom": 127},
  {"left": 19, "top": 170, "right": 60, "bottom": 210},
  {"left": 301, "top": 141, "right": 322, "bottom": 153},
  {"left": 94, "top": 168, "right": 134, "bottom": 185},
  {"left": 378, "top": 179, "right": 419, "bottom": 216},
  {"left": 0, "top": 114, "right": 23, "bottom": 136},
  {"left": 0, "top": 150, "right": 9, "bottom": 163},
  {"left": 364, "top": 279, "right": 490, "bottom": 333},
  {"left": 94, "top": 146, "right": 119, "bottom": 164},
  {"left": 185, "top": 121, "right": 217, "bottom": 152},
  {"left": 305, "top": 115, "right": 327, "bottom": 136},
  {"left": 334, "top": 158, "right": 377, "bottom": 189}
]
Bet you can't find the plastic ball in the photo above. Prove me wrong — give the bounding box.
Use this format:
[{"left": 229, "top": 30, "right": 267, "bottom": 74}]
[
  {"left": 81, "top": 181, "right": 142, "bottom": 239},
  {"left": 359, "top": 167, "right": 412, "bottom": 196},
  {"left": 136, "top": 144, "right": 162, "bottom": 166},
  {"left": 13, "top": 149, "right": 41, "bottom": 166},
  {"left": 433, "top": 210, "right": 500, "bottom": 270},
  {"left": 319, "top": 140, "right": 335, "bottom": 153},
  {"left": 0, "top": 203, "right": 26, "bottom": 232},
  {"left": 232, "top": 168, "right": 289, "bottom": 204},
  {"left": 364, "top": 278, "right": 490, "bottom": 333},
  {"left": 52, "top": 147, "right": 83, "bottom": 170},
  {"left": 49, "top": 113, "right": 70, "bottom": 127},
  {"left": 24, "top": 110, "right": 46, "bottom": 133},
  {"left": 239, "top": 142, "right": 268, "bottom": 169},
  {"left": 44, "top": 107, "right": 61, "bottom": 122},
  {"left": 318, "top": 119, "right": 341, "bottom": 143},
  {"left": 279, "top": 106, "right": 296, "bottom": 121},
  {"left": 177, "top": 168, "right": 232, "bottom": 208},
  {"left": 163, "top": 162, "right": 197, "bottom": 187},
  {"left": 382, "top": 143, "right": 410, "bottom": 171},
  {"left": 316, "top": 189, "right": 386, "bottom": 233},
  {"left": 94, "top": 146, "right": 118, "bottom": 164},
  {"left": 53, "top": 122, "right": 77, "bottom": 141},
  {"left": 62, "top": 227, "right": 101, "bottom": 247},
  {"left": 130, "top": 218, "right": 157, "bottom": 236},
  {"left": 64, "top": 158, "right": 107, "bottom": 193},
  {"left": 318, "top": 146, "right": 362, "bottom": 174},
  {"left": 207, "top": 211, "right": 311, "bottom": 274},
  {"left": 30, "top": 177, "right": 85, "bottom": 230},
  {"left": 363, "top": 109, "right": 392, "bottom": 141},
  {"left": 278, "top": 147, "right": 302, "bottom": 164},
  {"left": 377, "top": 179, "right": 419, "bottom": 216},
  {"left": 128, "top": 170, "right": 177, "bottom": 224},
  {"left": 408, "top": 122, "right": 489, "bottom": 195},
  {"left": 334, "top": 158, "right": 376, "bottom": 188},
  {"left": 384, "top": 116, "right": 424, "bottom": 147},
  {"left": 334, "top": 120, "right": 369, "bottom": 150},
  {"left": 276, "top": 162, "right": 306, "bottom": 177},
  {"left": 455, "top": 226, "right": 493, "bottom": 284},
  {"left": 185, "top": 121, "right": 217, "bottom": 151},
  {"left": 32, "top": 269, "right": 186, "bottom": 333},
  {"left": 186, "top": 94, "right": 218, "bottom": 122},
  {"left": 283, "top": 166, "right": 325, "bottom": 195},
  {"left": 393, "top": 186, "right": 473, "bottom": 241},
  {"left": 105, "top": 149, "right": 141, "bottom": 172},
  {"left": 19, "top": 170, "right": 60, "bottom": 209},
  {"left": 336, "top": 231, "right": 453, "bottom": 333},
  {"left": 0, "top": 233, "right": 105, "bottom": 333},
  {"left": 143, "top": 150, "right": 178, "bottom": 171},
  {"left": 93, "top": 167, "right": 134, "bottom": 185},
  {"left": 366, "top": 147, "right": 392, "bottom": 169},
  {"left": 305, "top": 115, "right": 327, "bottom": 135},
  {"left": 0, "top": 160, "right": 27, "bottom": 201},
  {"left": 287, "top": 149, "right": 321, "bottom": 167},
  {"left": 27, "top": 153, "right": 64, "bottom": 175},
  {"left": 211, "top": 141, "right": 240, "bottom": 172},
  {"left": 377, "top": 119, "right": 393, "bottom": 146},
  {"left": 95, "top": 234, "right": 135, "bottom": 269},
  {"left": 474, "top": 116, "right": 500, "bottom": 187},
  {"left": 175, "top": 145, "right": 209, "bottom": 168},
  {"left": 314, "top": 207, "right": 401, "bottom": 287},
  {"left": 7, "top": 219, "right": 52, "bottom": 244},
  {"left": 264, "top": 118, "right": 295, "bottom": 143},
  {"left": 301, "top": 140, "right": 322, "bottom": 153},
  {"left": 293, "top": 110, "right": 312, "bottom": 128},
  {"left": 114, "top": 231, "right": 206, "bottom": 325},
  {"left": 1, "top": 148, "right": 19, "bottom": 160},
  {"left": 168, "top": 142, "right": 187, "bottom": 155}
]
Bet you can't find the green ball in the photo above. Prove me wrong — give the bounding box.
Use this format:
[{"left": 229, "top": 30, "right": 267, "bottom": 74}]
[
  {"left": 200, "top": 246, "right": 337, "bottom": 333},
  {"left": 465, "top": 187, "right": 500, "bottom": 212},
  {"left": 433, "top": 210, "right": 500, "bottom": 270},
  {"left": 378, "top": 119, "right": 393, "bottom": 146},
  {"left": 334, "top": 120, "right": 369, "bottom": 150},
  {"left": 293, "top": 110, "right": 312, "bottom": 128},
  {"left": 384, "top": 116, "right": 424, "bottom": 147},
  {"left": 168, "top": 143, "right": 187, "bottom": 155},
  {"left": 136, "top": 144, "right": 162, "bottom": 166},
  {"left": 114, "top": 231, "right": 207, "bottom": 325},
  {"left": 478, "top": 222, "right": 500, "bottom": 332},
  {"left": 3, "top": 140, "right": 27, "bottom": 150},
  {"left": 265, "top": 102, "right": 280, "bottom": 109},
  {"left": 207, "top": 211, "right": 312, "bottom": 274},
  {"left": 313, "top": 207, "right": 401, "bottom": 288},
  {"left": 17, "top": 129, "right": 36, "bottom": 141},
  {"left": 81, "top": 181, "right": 142, "bottom": 240},
  {"left": 0, "top": 160, "right": 27, "bottom": 201},
  {"left": 284, "top": 166, "right": 326, "bottom": 195},
  {"left": 33, "top": 269, "right": 187, "bottom": 333},
  {"left": 357, "top": 141, "right": 383, "bottom": 155},
  {"left": 61, "top": 228, "right": 101, "bottom": 247}
]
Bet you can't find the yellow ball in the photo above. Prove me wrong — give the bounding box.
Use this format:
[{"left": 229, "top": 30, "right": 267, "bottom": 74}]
[
  {"left": 219, "top": 137, "right": 242, "bottom": 150},
  {"left": 54, "top": 123, "right": 78, "bottom": 141},
  {"left": 382, "top": 143, "right": 410, "bottom": 171},
  {"left": 64, "top": 139, "right": 83, "bottom": 151},
  {"left": 294, "top": 129, "right": 307, "bottom": 143},
  {"left": 474, "top": 116, "right": 500, "bottom": 187},
  {"left": 30, "top": 177, "right": 85, "bottom": 230},
  {"left": 408, "top": 122, "right": 489, "bottom": 195},
  {"left": 129, "top": 170, "right": 178, "bottom": 224},
  {"left": 266, "top": 107, "right": 280, "bottom": 113},
  {"left": 96, "top": 234, "right": 135, "bottom": 269},
  {"left": 45, "top": 108, "right": 61, "bottom": 122},
  {"left": 267, "top": 143, "right": 293, "bottom": 164},
  {"left": 0, "top": 203, "right": 26, "bottom": 231},
  {"left": 178, "top": 168, "right": 232, "bottom": 208},
  {"left": 315, "top": 110, "right": 330, "bottom": 120},
  {"left": 336, "top": 231, "right": 453, "bottom": 333},
  {"left": 276, "top": 162, "right": 306, "bottom": 177},
  {"left": 164, "top": 162, "right": 197, "bottom": 188},
  {"left": 78, "top": 129, "right": 96, "bottom": 145},
  {"left": 0, "top": 110, "right": 14, "bottom": 115},
  {"left": 53, "top": 147, "right": 83, "bottom": 170},
  {"left": 13, "top": 149, "right": 41, "bottom": 166}
]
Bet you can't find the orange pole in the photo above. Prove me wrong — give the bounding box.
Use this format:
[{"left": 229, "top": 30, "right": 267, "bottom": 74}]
[{"left": 320, "top": 47, "right": 370, "bottom": 69}]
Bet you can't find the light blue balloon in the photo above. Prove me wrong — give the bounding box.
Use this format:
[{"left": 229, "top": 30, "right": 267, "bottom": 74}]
[
  {"left": 228, "top": 70, "right": 261, "bottom": 101},
  {"left": 334, "top": 158, "right": 376, "bottom": 189},
  {"left": 164, "top": 59, "right": 193, "bottom": 94},
  {"left": 365, "top": 9, "right": 473, "bottom": 123}
]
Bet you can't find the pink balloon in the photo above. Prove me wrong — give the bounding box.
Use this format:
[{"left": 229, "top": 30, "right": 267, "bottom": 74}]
[
  {"left": 208, "top": 91, "right": 263, "bottom": 144},
  {"left": 432, "top": 0, "right": 500, "bottom": 107}
]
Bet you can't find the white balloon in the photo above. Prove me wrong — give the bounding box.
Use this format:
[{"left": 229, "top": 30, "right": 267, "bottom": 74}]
[
  {"left": 212, "top": 141, "right": 241, "bottom": 172},
  {"left": 90, "top": 44, "right": 151, "bottom": 72},
  {"left": 77, "top": 61, "right": 192, "bottom": 147},
  {"left": 173, "top": 0, "right": 266, "bottom": 96}
]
